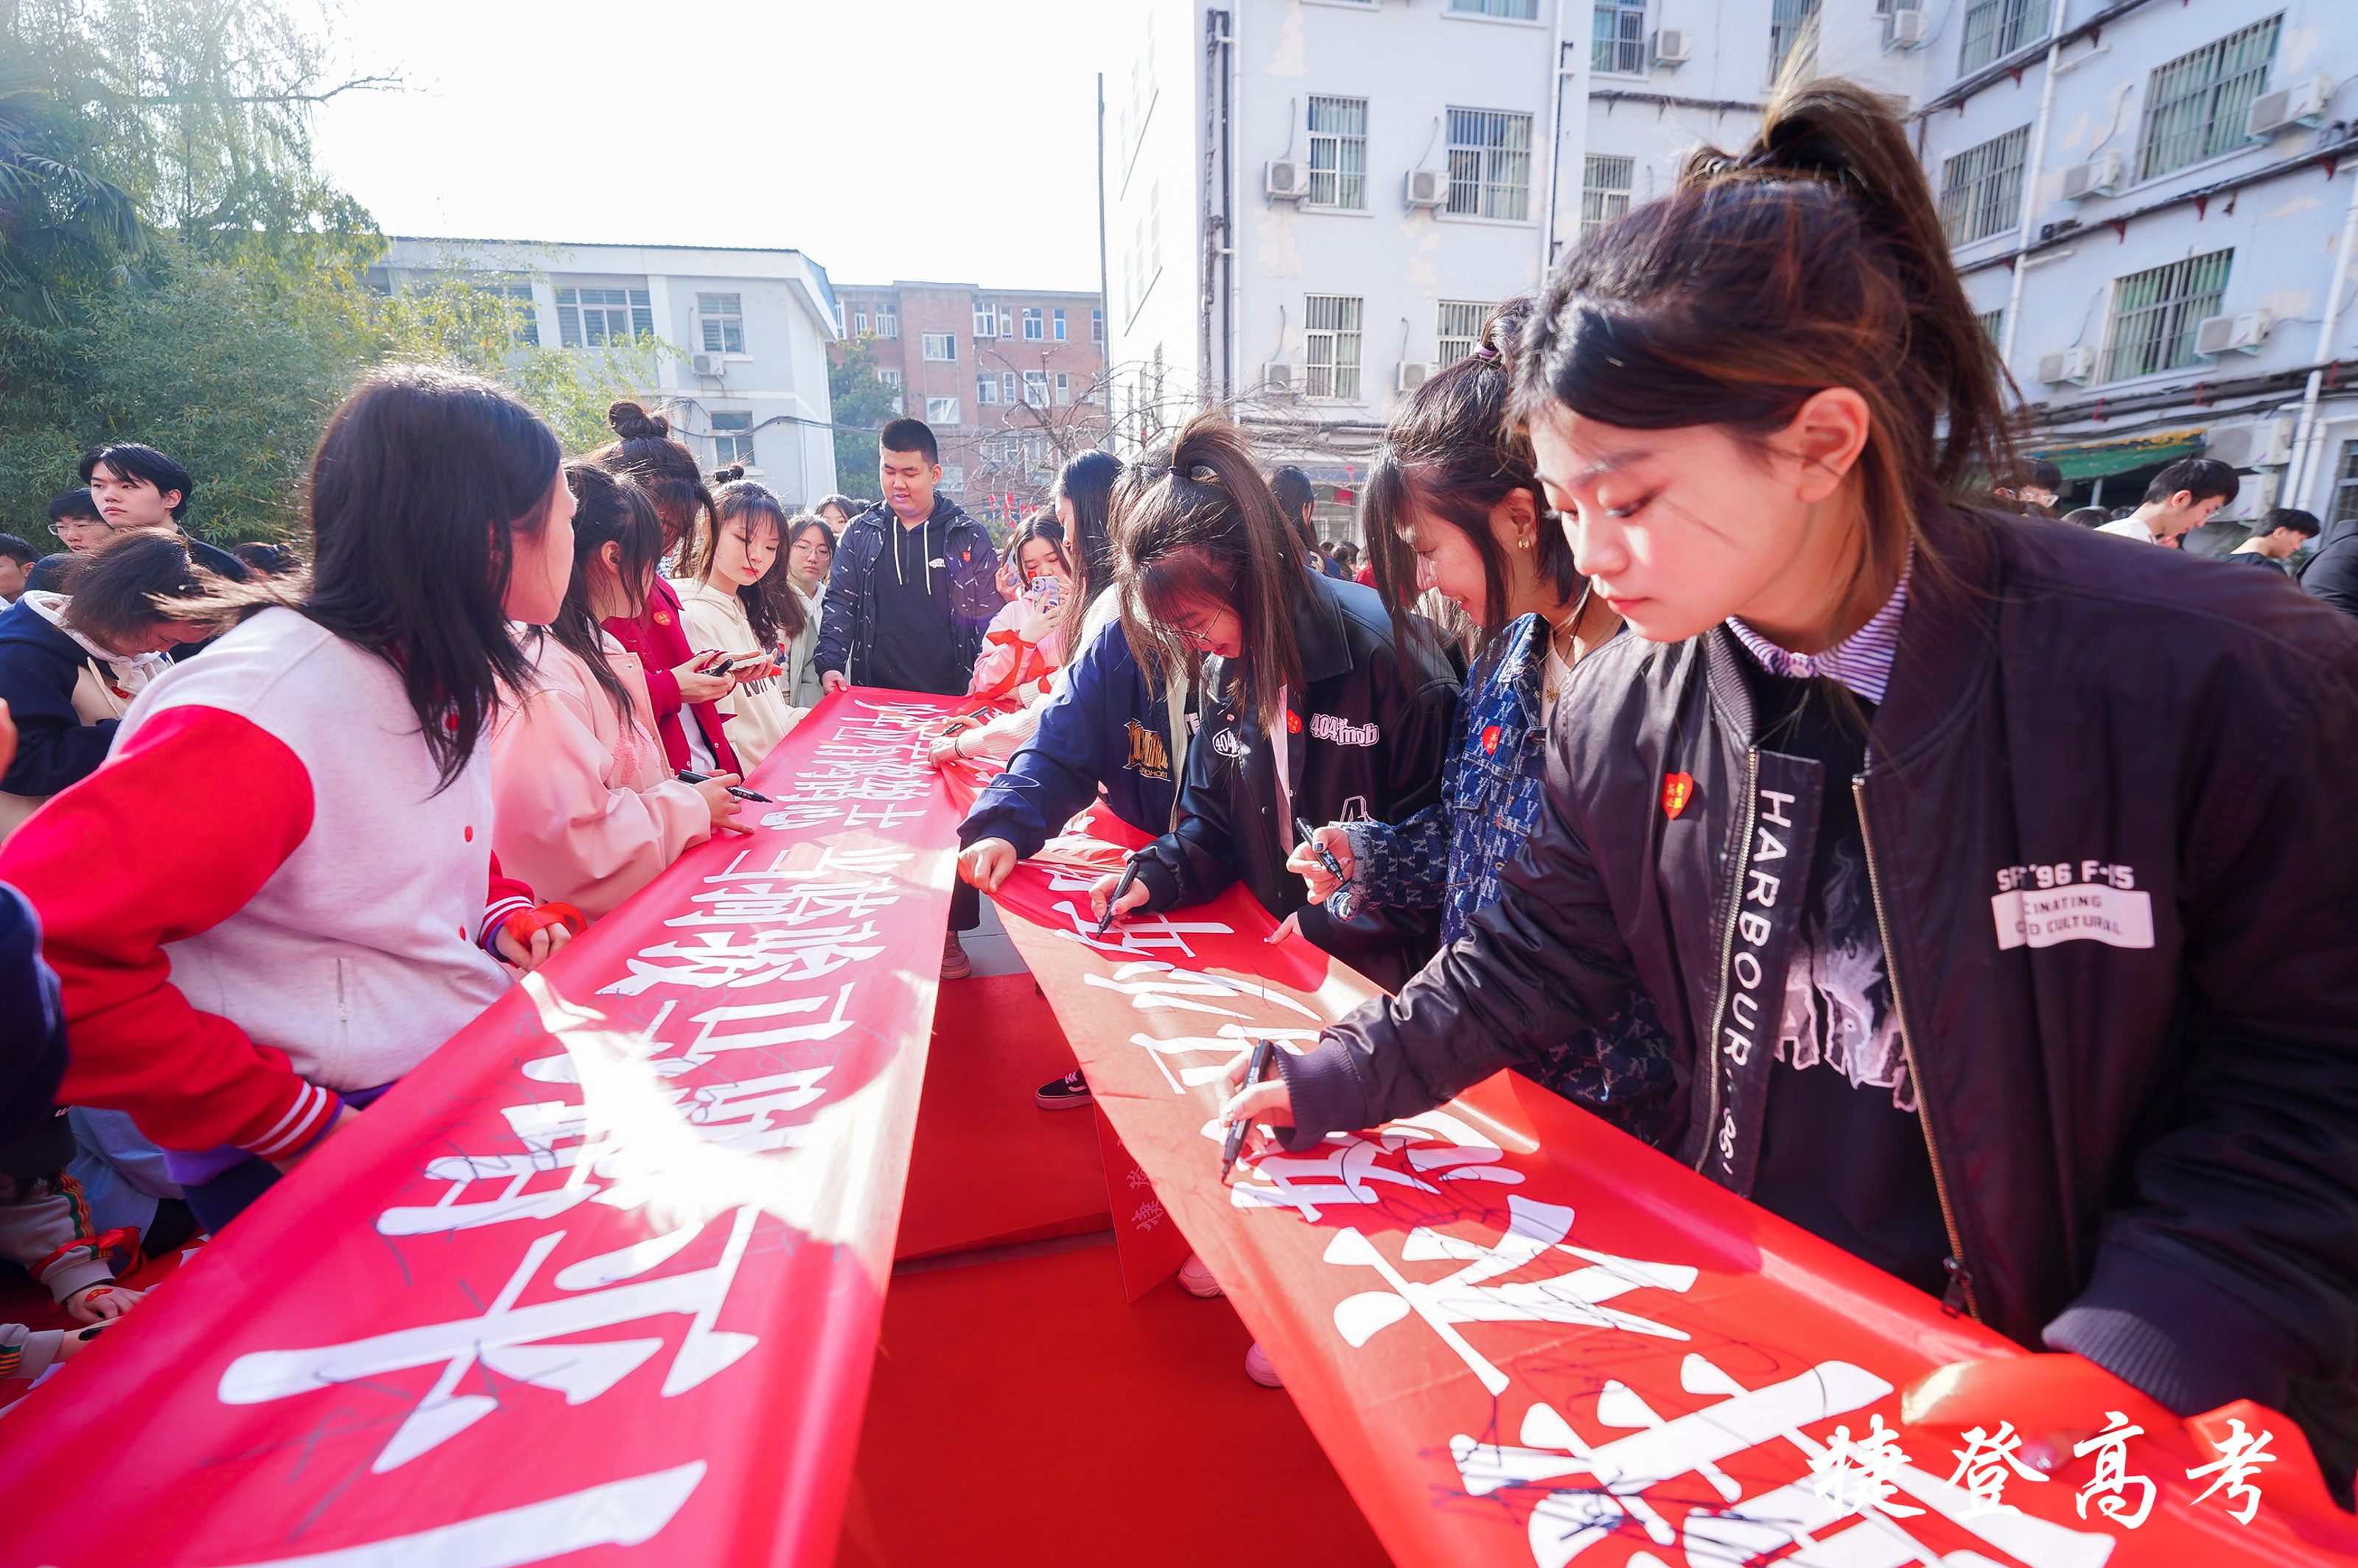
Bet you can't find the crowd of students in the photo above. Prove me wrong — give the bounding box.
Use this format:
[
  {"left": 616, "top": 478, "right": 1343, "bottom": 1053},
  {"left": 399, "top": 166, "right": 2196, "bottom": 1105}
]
[{"left": 0, "top": 77, "right": 2354, "bottom": 1503}]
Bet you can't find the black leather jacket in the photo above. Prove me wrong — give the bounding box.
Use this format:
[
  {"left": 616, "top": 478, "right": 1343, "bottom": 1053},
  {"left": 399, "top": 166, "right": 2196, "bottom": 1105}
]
[
  {"left": 1278, "top": 506, "right": 2358, "bottom": 1479},
  {"left": 1132, "top": 571, "right": 1460, "bottom": 991}
]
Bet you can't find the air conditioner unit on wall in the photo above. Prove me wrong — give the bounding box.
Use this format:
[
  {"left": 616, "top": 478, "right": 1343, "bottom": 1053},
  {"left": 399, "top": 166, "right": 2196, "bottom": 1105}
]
[
  {"left": 1396, "top": 362, "right": 1432, "bottom": 393},
  {"left": 691, "top": 352, "right": 723, "bottom": 377},
  {"left": 2060, "top": 151, "right": 2122, "bottom": 202},
  {"left": 2037, "top": 346, "right": 2096, "bottom": 385},
  {"left": 1265, "top": 159, "right": 1307, "bottom": 201},
  {"left": 2193, "top": 309, "right": 2272, "bottom": 357},
  {"left": 1883, "top": 9, "right": 1930, "bottom": 50},
  {"left": 1403, "top": 169, "right": 1446, "bottom": 209},
  {"left": 1650, "top": 29, "right": 1692, "bottom": 69},
  {"left": 1260, "top": 363, "right": 1298, "bottom": 394},
  {"left": 2247, "top": 74, "right": 2333, "bottom": 140},
  {"left": 2201, "top": 417, "right": 2294, "bottom": 470}
]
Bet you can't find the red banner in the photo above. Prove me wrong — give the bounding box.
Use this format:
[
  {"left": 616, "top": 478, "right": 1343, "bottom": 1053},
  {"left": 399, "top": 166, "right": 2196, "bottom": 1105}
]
[
  {"left": 990, "top": 805, "right": 2357, "bottom": 1568},
  {"left": 0, "top": 690, "right": 969, "bottom": 1568}
]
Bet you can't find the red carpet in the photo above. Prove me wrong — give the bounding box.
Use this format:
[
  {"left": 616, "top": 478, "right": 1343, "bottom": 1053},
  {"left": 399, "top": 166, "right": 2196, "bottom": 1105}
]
[
  {"left": 836, "top": 1239, "right": 1394, "bottom": 1567},
  {"left": 895, "top": 973, "right": 1110, "bottom": 1260}
]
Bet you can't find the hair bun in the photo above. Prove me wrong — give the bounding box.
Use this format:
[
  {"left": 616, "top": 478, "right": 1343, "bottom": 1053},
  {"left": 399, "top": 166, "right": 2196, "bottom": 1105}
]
[
  {"left": 710, "top": 463, "right": 746, "bottom": 485},
  {"left": 606, "top": 399, "right": 669, "bottom": 441}
]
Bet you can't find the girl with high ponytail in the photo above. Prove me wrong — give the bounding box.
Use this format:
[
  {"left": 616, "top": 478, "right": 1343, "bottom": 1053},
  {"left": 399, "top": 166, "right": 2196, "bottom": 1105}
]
[
  {"left": 591, "top": 401, "right": 744, "bottom": 776},
  {"left": 1227, "top": 79, "right": 2358, "bottom": 1489},
  {"left": 1087, "top": 410, "right": 1460, "bottom": 995}
]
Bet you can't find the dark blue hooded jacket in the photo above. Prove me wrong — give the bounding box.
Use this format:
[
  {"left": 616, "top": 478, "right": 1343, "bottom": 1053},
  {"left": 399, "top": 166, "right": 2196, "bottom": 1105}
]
[
  {"left": 0, "top": 883, "right": 68, "bottom": 1147},
  {"left": 0, "top": 595, "right": 120, "bottom": 799}
]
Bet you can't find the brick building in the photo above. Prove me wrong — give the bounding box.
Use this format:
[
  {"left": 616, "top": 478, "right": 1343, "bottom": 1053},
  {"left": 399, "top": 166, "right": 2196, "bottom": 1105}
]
[{"left": 830, "top": 280, "right": 1108, "bottom": 519}]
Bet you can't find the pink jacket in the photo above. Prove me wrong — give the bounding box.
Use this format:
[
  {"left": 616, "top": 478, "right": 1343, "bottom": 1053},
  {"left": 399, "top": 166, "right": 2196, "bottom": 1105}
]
[{"left": 489, "top": 631, "right": 713, "bottom": 921}]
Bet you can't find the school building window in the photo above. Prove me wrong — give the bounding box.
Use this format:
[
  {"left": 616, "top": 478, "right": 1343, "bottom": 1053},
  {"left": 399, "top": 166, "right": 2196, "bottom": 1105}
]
[
  {"left": 554, "top": 286, "right": 651, "bottom": 348},
  {"left": 920, "top": 332, "right": 956, "bottom": 361},
  {"left": 1091, "top": 308, "right": 1105, "bottom": 343},
  {"left": 2139, "top": 15, "right": 2280, "bottom": 182},
  {"left": 1054, "top": 307, "right": 1068, "bottom": 341},
  {"left": 1581, "top": 154, "right": 1634, "bottom": 241},
  {"left": 874, "top": 302, "right": 899, "bottom": 337},
  {"left": 1938, "top": 125, "right": 2029, "bottom": 246},
  {"left": 2331, "top": 440, "right": 2358, "bottom": 527},
  {"left": 1022, "top": 307, "right": 1045, "bottom": 340},
  {"left": 973, "top": 302, "right": 998, "bottom": 338},
  {"left": 696, "top": 293, "right": 745, "bottom": 355},
  {"left": 1307, "top": 95, "right": 1369, "bottom": 209},
  {"left": 1436, "top": 301, "right": 1491, "bottom": 368},
  {"left": 1446, "top": 108, "right": 1531, "bottom": 220},
  {"left": 1957, "top": 0, "right": 2050, "bottom": 75},
  {"left": 2102, "top": 248, "right": 2231, "bottom": 383},
  {"left": 1304, "top": 294, "right": 1364, "bottom": 401},
  {"left": 1023, "top": 369, "right": 1049, "bottom": 408},
  {"left": 1449, "top": 0, "right": 1538, "bottom": 16},
  {"left": 1592, "top": 0, "right": 1645, "bottom": 74},
  {"left": 503, "top": 284, "right": 539, "bottom": 348},
  {"left": 926, "top": 396, "right": 960, "bottom": 426},
  {"left": 710, "top": 412, "right": 753, "bottom": 466},
  {"left": 1768, "top": 0, "right": 1819, "bottom": 80},
  {"left": 1001, "top": 371, "right": 1020, "bottom": 404},
  {"left": 1054, "top": 371, "right": 1071, "bottom": 405},
  {"left": 976, "top": 374, "right": 999, "bottom": 405}
]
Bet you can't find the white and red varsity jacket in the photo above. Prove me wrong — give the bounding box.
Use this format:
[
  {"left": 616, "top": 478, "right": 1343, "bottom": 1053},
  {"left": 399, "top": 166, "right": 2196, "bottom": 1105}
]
[{"left": 0, "top": 606, "right": 533, "bottom": 1160}]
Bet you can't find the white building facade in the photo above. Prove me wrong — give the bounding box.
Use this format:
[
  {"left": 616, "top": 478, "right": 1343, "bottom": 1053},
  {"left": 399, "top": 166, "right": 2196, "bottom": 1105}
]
[
  {"left": 1110, "top": 0, "right": 2358, "bottom": 546},
  {"left": 1881, "top": 0, "right": 2357, "bottom": 542},
  {"left": 377, "top": 238, "right": 842, "bottom": 503}
]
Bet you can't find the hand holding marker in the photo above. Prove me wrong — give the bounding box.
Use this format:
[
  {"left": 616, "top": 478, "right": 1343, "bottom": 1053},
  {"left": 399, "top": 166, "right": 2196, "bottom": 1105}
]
[
  {"left": 1297, "top": 818, "right": 1358, "bottom": 920},
  {"left": 1094, "top": 855, "right": 1144, "bottom": 937},
  {"left": 1221, "top": 1039, "right": 1276, "bottom": 1180},
  {"left": 676, "top": 769, "right": 772, "bottom": 803}
]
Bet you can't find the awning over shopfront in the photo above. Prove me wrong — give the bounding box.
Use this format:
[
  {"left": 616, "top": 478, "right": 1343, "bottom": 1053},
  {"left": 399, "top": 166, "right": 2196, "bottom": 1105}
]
[{"left": 2030, "top": 427, "right": 2208, "bottom": 480}]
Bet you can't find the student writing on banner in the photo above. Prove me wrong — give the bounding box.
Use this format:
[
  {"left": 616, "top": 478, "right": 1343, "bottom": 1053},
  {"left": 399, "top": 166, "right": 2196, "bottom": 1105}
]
[
  {"left": 488, "top": 461, "right": 747, "bottom": 921},
  {"left": 1287, "top": 298, "right": 1678, "bottom": 1143},
  {"left": 592, "top": 402, "right": 745, "bottom": 777},
  {"left": 0, "top": 366, "right": 584, "bottom": 1232},
  {"left": 1086, "top": 413, "right": 1460, "bottom": 995},
  {"left": 1222, "top": 81, "right": 2358, "bottom": 1500},
  {"left": 949, "top": 449, "right": 1204, "bottom": 1114}
]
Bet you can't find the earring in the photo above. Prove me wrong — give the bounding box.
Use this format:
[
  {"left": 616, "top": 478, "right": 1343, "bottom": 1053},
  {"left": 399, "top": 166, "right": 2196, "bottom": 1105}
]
[{"left": 1517, "top": 536, "right": 1532, "bottom": 549}]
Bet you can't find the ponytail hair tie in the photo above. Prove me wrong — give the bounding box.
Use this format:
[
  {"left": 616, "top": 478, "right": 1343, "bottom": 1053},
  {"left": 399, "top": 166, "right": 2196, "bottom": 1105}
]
[{"left": 1475, "top": 343, "right": 1502, "bottom": 361}]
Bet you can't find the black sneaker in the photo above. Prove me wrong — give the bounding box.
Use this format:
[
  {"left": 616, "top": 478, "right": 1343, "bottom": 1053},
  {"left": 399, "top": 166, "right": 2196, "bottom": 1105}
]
[{"left": 1035, "top": 1069, "right": 1092, "bottom": 1110}]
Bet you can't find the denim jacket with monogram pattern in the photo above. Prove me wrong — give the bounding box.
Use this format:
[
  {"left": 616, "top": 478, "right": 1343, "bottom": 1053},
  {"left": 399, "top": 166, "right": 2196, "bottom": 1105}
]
[{"left": 1341, "top": 614, "right": 1676, "bottom": 1138}]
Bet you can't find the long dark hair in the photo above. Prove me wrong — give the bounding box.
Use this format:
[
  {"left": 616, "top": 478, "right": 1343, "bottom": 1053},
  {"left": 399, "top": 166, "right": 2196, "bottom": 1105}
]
[
  {"left": 1007, "top": 514, "right": 1074, "bottom": 587},
  {"left": 539, "top": 461, "right": 663, "bottom": 727},
  {"left": 1054, "top": 449, "right": 1122, "bottom": 654},
  {"left": 300, "top": 365, "right": 561, "bottom": 788},
  {"left": 1366, "top": 298, "right": 1578, "bottom": 650},
  {"left": 1515, "top": 79, "right": 2014, "bottom": 640},
  {"left": 61, "top": 530, "right": 220, "bottom": 651},
  {"left": 691, "top": 479, "right": 806, "bottom": 645},
  {"left": 1112, "top": 412, "right": 1304, "bottom": 732},
  {"left": 593, "top": 401, "right": 713, "bottom": 560}
]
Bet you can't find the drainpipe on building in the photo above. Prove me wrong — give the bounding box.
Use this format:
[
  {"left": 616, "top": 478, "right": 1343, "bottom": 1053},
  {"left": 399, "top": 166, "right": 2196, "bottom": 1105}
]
[
  {"left": 2284, "top": 166, "right": 2358, "bottom": 509},
  {"left": 1098, "top": 70, "right": 1111, "bottom": 449},
  {"left": 1995, "top": 2, "right": 2070, "bottom": 379},
  {"left": 1539, "top": 0, "right": 1581, "bottom": 276},
  {"left": 1227, "top": 4, "right": 1242, "bottom": 408}
]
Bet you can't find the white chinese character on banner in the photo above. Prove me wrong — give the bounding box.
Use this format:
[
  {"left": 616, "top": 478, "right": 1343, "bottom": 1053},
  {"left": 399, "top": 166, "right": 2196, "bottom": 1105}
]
[
  {"left": 1130, "top": 1024, "right": 1319, "bottom": 1093},
  {"left": 1809, "top": 1414, "right": 1923, "bottom": 1518},
  {"left": 222, "top": 1207, "right": 763, "bottom": 1474},
  {"left": 1082, "top": 959, "right": 1321, "bottom": 1023},
  {"left": 668, "top": 877, "right": 901, "bottom": 928},
  {"left": 1457, "top": 1355, "right": 2117, "bottom": 1568},
  {"left": 1944, "top": 1419, "right": 2049, "bottom": 1518},
  {"left": 1321, "top": 1194, "right": 1700, "bottom": 1394},
  {"left": 602, "top": 925, "right": 887, "bottom": 993},
  {"left": 2185, "top": 1417, "right": 2275, "bottom": 1525},
  {"left": 1051, "top": 898, "right": 1234, "bottom": 961},
  {"left": 1220, "top": 1107, "right": 1523, "bottom": 1219},
  {"left": 2074, "top": 1411, "right": 2157, "bottom": 1528}
]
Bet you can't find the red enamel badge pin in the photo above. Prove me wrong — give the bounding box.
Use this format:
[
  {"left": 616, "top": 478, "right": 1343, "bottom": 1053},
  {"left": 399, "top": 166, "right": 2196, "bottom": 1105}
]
[
  {"left": 1481, "top": 724, "right": 1502, "bottom": 755},
  {"left": 1286, "top": 710, "right": 1302, "bottom": 734},
  {"left": 1662, "top": 772, "right": 1696, "bottom": 819}
]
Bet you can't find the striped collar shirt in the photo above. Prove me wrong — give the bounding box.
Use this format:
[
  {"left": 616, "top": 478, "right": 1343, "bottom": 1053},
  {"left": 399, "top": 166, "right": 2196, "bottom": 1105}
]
[{"left": 1725, "top": 567, "right": 1910, "bottom": 707}]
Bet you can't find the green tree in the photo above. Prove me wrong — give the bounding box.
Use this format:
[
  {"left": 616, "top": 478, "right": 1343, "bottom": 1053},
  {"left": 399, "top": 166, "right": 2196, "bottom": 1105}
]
[{"left": 828, "top": 332, "right": 898, "bottom": 494}]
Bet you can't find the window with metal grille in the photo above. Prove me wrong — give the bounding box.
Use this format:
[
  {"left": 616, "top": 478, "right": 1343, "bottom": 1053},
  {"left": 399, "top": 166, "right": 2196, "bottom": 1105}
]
[
  {"left": 1449, "top": 0, "right": 1538, "bottom": 16},
  {"left": 927, "top": 396, "right": 960, "bottom": 427},
  {"left": 1938, "top": 125, "right": 2030, "bottom": 245},
  {"left": 1022, "top": 307, "right": 1045, "bottom": 340},
  {"left": 2102, "top": 249, "right": 2231, "bottom": 382},
  {"left": 1957, "top": 0, "right": 2051, "bottom": 75},
  {"left": 1445, "top": 108, "right": 1532, "bottom": 220},
  {"left": 696, "top": 293, "right": 744, "bottom": 355},
  {"left": 1768, "top": 0, "right": 1819, "bottom": 80},
  {"left": 1436, "top": 301, "right": 1491, "bottom": 368},
  {"left": 2138, "top": 16, "right": 2280, "bottom": 182},
  {"left": 974, "top": 303, "right": 997, "bottom": 338},
  {"left": 503, "top": 284, "right": 539, "bottom": 348},
  {"left": 554, "top": 287, "right": 651, "bottom": 349},
  {"left": 976, "top": 374, "right": 999, "bottom": 405},
  {"left": 1581, "top": 154, "right": 1635, "bottom": 241},
  {"left": 1304, "top": 295, "right": 1364, "bottom": 400},
  {"left": 2334, "top": 441, "right": 2358, "bottom": 527},
  {"left": 875, "top": 303, "right": 898, "bottom": 337},
  {"left": 920, "top": 332, "right": 956, "bottom": 362},
  {"left": 1592, "top": 1, "right": 1645, "bottom": 73},
  {"left": 710, "top": 412, "right": 754, "bottom": 466},
  {"left": 1307, "top": 96, "right": 1368, "bottom": 209},
  {"left": 1977, "top": 308, "right": 2004, "bottom": 346}
]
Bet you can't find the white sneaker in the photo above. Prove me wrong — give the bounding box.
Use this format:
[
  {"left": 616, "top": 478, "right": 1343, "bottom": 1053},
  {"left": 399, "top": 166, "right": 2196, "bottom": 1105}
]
[
  {"left": 1245, "top": 1341, "right": 1284, "bottom": 1387},
  {"left": 1176, "top": 1253, "right": 1225, "bottom": 1298}
]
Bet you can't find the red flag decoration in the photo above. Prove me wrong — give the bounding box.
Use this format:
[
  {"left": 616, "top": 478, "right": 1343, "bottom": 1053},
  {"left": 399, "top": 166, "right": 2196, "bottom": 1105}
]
[
  {"left": 0, "top": 691, "right": 971, "bottom": 1568},
  {"left": 990, "top": 803, "right": 2354, "bottom": 1568}
]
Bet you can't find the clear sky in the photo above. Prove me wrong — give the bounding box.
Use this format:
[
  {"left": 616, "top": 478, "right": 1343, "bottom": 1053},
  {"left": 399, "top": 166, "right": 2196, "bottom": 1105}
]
[{"left": 312, "top": 0, "right": 1120, "bottom": 293}]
